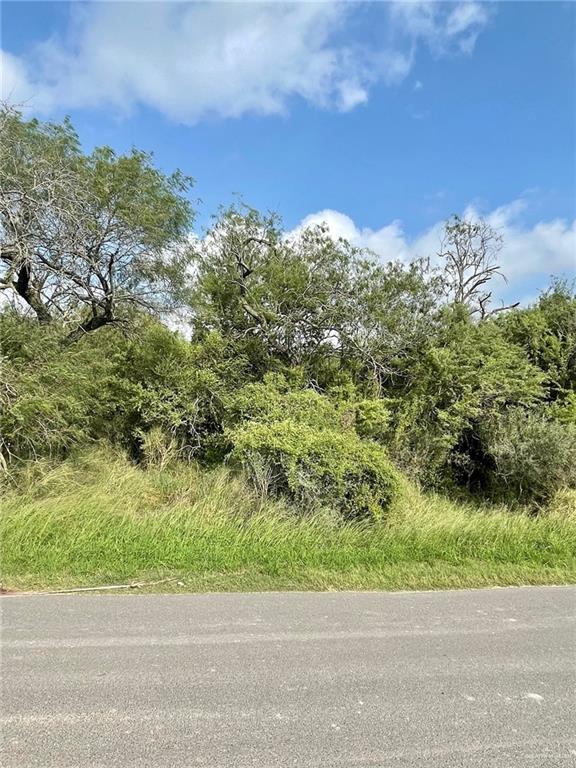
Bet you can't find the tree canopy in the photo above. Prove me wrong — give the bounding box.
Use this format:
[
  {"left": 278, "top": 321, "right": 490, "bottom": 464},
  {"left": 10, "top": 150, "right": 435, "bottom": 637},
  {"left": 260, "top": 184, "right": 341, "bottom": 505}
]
[{"left": 0, "top": 107, "right": 194, "bottom": 344}]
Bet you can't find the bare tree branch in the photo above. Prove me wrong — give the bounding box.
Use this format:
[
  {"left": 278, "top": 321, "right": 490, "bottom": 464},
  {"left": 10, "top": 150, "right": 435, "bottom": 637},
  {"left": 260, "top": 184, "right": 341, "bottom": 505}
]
[{"left": 439, "top": 215, "right": 518, "bottom": 319}]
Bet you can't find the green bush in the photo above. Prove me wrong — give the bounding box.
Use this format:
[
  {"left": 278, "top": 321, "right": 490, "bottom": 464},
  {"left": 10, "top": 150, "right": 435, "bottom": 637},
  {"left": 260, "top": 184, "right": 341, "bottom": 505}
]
[
  {"left": 499, "top": 280, "right": 576, "bottom": 403},
  {"left": 483, "top": 410, "right": 576, "bottom": 506},
  {"left": 121, "top": 325, "right": 247, "bottom": 462},
  {"left": 228, "top": 375, "right": 397, "bottom": 441},
  {"left": 352, "top": 398, "right": 393, "bottom": 441},
  {"left": 227, "top": 374, "right": 348, "bottom": 430},
  {"left": 389, "top": 309, "right": 546, "bottom": 490},
  {"left": 228, "top": 419, "right": 399, "bottom": 520},
  {"left": 0, "top": 314, "right": 128, "bottom": 461},
  {"left": 0, "top": 313, "right": 247, "bottom": 465},
  {"left": 548, "top": 391, "right": 576, "bottom": 425}
]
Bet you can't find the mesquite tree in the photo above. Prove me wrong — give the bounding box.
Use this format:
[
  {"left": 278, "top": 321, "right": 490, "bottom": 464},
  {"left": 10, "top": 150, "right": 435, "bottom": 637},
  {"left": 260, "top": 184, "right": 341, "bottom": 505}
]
[
  {"left": 191, "top": 205, "right": 442, "bottom": 388},
  {"left": 0, "top": 106, "right": 194, "bottom": 344}
]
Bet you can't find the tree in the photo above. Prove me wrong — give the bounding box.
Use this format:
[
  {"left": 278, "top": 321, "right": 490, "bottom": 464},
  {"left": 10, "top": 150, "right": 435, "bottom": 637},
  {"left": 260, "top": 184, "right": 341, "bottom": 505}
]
[
  {"left": 439, "top": 215, "right": 518, "bottom": 319},
  {"left": 0, "top": 106, "right": 194, "bottom": 344},
  {"left": 191, "top": 205, "right": 442, "bottom": 389},
  {"left": 499, "top": 279, "right": 576, "bottom": 404},
  {"left": 390, "top": 306, "right": 546, "bottom": 488},
  {"left": 338, "top": 256, "right": 442, "bottom": 391},
  {"left": 191, "top": 205, "right": 357, "bottom": 369}
]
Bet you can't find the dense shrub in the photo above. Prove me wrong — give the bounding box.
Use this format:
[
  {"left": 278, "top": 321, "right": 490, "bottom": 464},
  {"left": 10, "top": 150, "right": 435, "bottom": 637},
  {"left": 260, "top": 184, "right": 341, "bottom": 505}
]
[
  {"left": 227, "top": 375, "right": 348, "bottom": 430},
  {"left": 499, "top": 281, "right": 576, "bottom": 403},
  {"left": 482, "top": 410, "right": 576, "bottom": 506},
  {"left": 228, "top": 375, "right": 396, "bottom": 441},
  {"left": 1, "top": 156, "right": 574, "bottom": 514},
  {"left": 1, "top": 109, "right": 574, "bottom": 517},
  {"left": 389, "top": 308, "right": 546, "bottom": 489},
  {"left": 121, "top": 325, "right": 248, "bottom": 462},
  {"left": 352, "top": 398, "right": 393, "bottom": 441},
  {"left": 228, "top": 419, "right": 399, "bottom": 520},
  {"left": 548, "top": 391, "right": 576, "bottom": 425},
  {"left": 0, "top": 314, "right": 247, "bottom": 464},
  {"left": 0, "top": 314, "right": 128, "bottom": 460}
]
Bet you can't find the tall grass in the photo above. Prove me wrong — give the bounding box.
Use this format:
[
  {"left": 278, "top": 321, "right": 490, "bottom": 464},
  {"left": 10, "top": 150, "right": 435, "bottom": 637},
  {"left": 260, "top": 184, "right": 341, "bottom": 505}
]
[{"left": 1, "top": 446, "right": 575, "bottom": 591}]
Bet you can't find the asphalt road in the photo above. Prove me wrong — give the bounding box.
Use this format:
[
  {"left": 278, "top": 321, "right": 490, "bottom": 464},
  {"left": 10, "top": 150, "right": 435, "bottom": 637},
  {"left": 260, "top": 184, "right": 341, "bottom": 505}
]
[{"left": 1, "top": 586, "right": 575, "bottom": 767}]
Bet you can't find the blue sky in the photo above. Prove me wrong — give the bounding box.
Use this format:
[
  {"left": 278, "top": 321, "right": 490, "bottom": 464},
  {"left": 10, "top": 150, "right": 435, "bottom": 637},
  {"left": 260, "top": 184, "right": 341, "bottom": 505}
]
[{"left": 2, "top": 1, "right": 574, "bottom": 303}]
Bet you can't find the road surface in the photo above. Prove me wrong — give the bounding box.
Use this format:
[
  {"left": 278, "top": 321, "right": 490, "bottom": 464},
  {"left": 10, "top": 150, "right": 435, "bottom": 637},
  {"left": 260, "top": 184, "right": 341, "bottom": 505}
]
[{"left": 1, "top": 586, "right": 575, "bottom": 767}]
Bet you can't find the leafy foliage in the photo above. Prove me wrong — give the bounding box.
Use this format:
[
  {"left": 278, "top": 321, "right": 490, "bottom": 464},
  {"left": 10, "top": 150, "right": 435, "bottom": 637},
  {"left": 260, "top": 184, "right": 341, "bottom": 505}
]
[
  {"left": 389, "top": 307, "right": 546, "bottom": 489},
  {"left": 118, "top": 323, "right": 248, "bottom": 462},
  {"left": 481, "top": 409, "right": 576, "bottom": 505},
  {"left": 499, "top": 280, "right": 576, "bottom": 404},
  {"left": 226, "top": 374, "right": 349, "bottom": 430},
  {"left": 191, "top": 205, "right": 442, "bottom": 389},
  {"left": 0, "top": 107, "right": 193, "bottom": 343},
  {"left": 0, "top": 313, "right": 245, "bottom": 463},
  {"left": 229, "top": 419, "right": 399, "bottom": 520},
  {"left": 0, "top": 311, "right": 126, "bottom": 460}
]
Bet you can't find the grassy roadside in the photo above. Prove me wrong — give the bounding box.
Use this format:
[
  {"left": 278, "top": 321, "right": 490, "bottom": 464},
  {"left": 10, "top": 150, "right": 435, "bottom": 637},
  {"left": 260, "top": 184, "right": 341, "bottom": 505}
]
[{"left": 1, "top": 447, "right": 575, "bottom": 593}]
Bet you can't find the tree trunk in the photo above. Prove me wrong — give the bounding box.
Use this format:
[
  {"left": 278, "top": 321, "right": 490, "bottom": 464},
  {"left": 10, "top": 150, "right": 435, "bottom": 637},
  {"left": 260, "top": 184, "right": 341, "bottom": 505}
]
[
  {"left": 61, "top": 314, "right": 111, "bottom": 347},
  {"left": 14, "top": 263, "right": 53, "bottom": 325}
]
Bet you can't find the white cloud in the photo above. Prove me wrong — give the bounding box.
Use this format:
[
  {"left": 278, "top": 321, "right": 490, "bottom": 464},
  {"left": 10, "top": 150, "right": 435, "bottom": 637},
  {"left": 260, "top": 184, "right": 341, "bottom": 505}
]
[
  {"left": 0, "top": 50, "right": 35, "bottom": 104},
  {"left": 388, "top": 1, "right": 490, "bottom": 57},
  {"left": 464, "top": 200, "right": 576, "bottom": 280},
  {"left": 295, "top": 209, "right": 413, "bottom": 263},
  {"left": 292, "top": 199, "right": 576, "bottom": 304},
  {"left": 1, "top": 2, "right": 491, "bottom": 123},
  {"left": 445, "top": 2, "right": 490, "bottom": 53}
]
